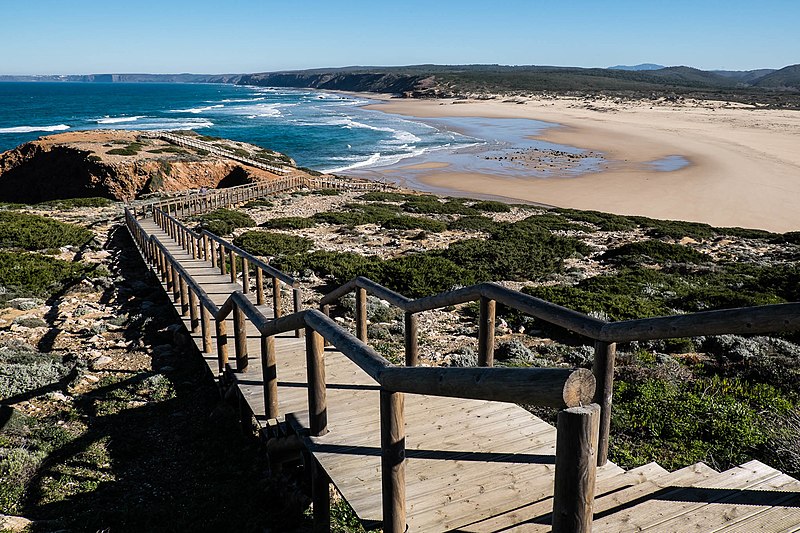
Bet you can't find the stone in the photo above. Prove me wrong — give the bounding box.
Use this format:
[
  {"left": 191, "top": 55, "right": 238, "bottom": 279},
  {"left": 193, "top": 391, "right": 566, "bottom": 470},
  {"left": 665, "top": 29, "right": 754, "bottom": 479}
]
[
  {"left": 7, "top": 298, "right": 42, "bottom": 311},
  {"left": 0, "top": 514, "right": 33, "bottom": 532},
  {"left": 89, "top": 355, "right": 113, "bottom": 370}
]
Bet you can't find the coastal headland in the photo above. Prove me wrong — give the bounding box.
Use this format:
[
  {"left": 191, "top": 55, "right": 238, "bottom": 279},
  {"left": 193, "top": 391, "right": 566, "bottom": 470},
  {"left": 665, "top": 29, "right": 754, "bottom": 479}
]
[{"left": 360, "top": 94, "right": 800, "bottom": 232}]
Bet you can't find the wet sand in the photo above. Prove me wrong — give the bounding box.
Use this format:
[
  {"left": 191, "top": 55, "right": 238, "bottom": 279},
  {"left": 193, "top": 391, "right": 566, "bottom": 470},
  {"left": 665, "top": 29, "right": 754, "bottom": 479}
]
[{"left": 354, "top": 95, "right": 800, "bottom": 232}]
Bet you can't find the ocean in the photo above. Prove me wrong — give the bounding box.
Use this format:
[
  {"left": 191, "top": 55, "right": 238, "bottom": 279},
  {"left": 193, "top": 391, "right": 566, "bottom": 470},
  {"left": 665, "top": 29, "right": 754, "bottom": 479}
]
[{"left": 0, "top": 82, "right": 480, "bottom": 173}]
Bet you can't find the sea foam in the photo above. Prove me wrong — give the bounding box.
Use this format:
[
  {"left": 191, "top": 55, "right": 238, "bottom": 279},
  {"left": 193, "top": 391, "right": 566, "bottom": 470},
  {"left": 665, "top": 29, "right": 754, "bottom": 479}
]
[
  {"left": 169, "top": 104, "right": 224, "bottom": 114},
  {"left": 96, "top": 116, "right": 147, "bottom": 124},
  {"left": 0, "top": 124, "right": 70, "bottom": 134}
]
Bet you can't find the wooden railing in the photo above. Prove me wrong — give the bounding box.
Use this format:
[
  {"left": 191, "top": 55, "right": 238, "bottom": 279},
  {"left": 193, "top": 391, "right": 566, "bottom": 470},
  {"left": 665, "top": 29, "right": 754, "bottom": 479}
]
[
  {"left": 129, "top": 175, "right": 306, "bottom": 219},
  {"left": 125, "top": 179, "right": 800, "bottom": 533},
  {"left": 145, "top": 131, "right": 292, "bottom": 175},
  {"left": 128, "top": 172, "right": 391, "bottom": 220},
  {"left": 125, "top": 207, "right": 598, "bottom": 532},
  {"left": 320, "top": 276, "right": 800, "bottom": 468}
]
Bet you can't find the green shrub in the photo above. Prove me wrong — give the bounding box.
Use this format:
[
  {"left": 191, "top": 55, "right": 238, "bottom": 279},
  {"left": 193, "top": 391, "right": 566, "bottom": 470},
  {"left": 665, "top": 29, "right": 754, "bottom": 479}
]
[
  {"left": 470, "top": 200, "right": 511, "bottom": 213},
  {"left": 356, "top": 192, "right": 419, "bottom": 202},
  {"left": 244, "top": 199, "right": 274, "bottom": 208},
  {"left": 196, "top": 209, "right": 255, "bottom": 235},
  {"left": 401, "top": 197, "right": 478, "bottom": 215},
  {"left": 524, "top": 263, "right": 797, "bottom": 321},
  {"left": 314, "top": 189, "right": 341, "bottom": 196},
  {"left": 381, "top": 216, "right": 447, "bottom": 232},
  {"left": 0, "top": 212, "right": 93, "bottom": 250},
  {"left": 554, "top": 208, "right": 638, "bottom": 231},
  {"left": 525, "top": 283, "right": 670, "bottom": 321},
  {"left": 234, "top": 231, "right": 313, "bottom": 257},
  {"left": 514, "top": 214, "right": 593, "bottom": 232},
  {"left": 261, "top": 217, "right": 317, "bottom": 230},
  {"left": 312, "top": 203, "right": 400, "bottom": 227},
  {"left": 106, "top": 142, "right": 143, "bottom": 156},
  {"left": 35, "top": 197, "right": 113, "bottom": 209},
  {"left": 630, "top": 217, "right": 716, "bottom": 239},
  {"left": 602, "top": 240, "right": 712, "bottom": 265},
  {"left": 274, "top": 251, "right": 382, "bottom": 284},
  {"left": 774, "top": 231, "right": 800, "bottom": 245},
  {"left": 0, "top": 251, "right": 90, "bottom": 299},
  {"left": 380, "top": 255, "right": 475, "bottom": 297},
  {"left": 447, "top": 216, "right": 501, "bottom": 233},
  {"left": 718, "top": 227, "right": 777, "bottom": 239},
  {"left": 610, "top": 375, "right": 794, "bottom": 471}
]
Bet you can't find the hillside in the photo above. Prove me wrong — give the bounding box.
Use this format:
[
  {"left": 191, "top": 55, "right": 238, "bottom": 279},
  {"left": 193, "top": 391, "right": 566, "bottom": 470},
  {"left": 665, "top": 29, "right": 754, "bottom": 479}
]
[
  {"left": 4, "top": 63, "right": 800, "bottom": 106},
  {"left": 753, "top": 64, "right": 800, "bottom": 89}
]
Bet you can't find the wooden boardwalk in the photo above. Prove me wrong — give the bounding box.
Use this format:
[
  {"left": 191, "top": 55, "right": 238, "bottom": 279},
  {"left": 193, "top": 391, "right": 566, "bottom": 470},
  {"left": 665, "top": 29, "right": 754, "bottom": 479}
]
[{"left": 132, "top": 210, "right": 800, "bottom": 532}]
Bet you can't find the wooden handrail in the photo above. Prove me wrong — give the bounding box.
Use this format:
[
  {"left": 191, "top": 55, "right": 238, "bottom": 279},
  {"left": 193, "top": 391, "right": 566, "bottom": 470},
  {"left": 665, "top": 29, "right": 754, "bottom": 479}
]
[
  {"left": 125, "top": 184, "right": 800, "bottom": 533},
  {"left": 202, "top": 230, "right": 299, "bottom": 288}
]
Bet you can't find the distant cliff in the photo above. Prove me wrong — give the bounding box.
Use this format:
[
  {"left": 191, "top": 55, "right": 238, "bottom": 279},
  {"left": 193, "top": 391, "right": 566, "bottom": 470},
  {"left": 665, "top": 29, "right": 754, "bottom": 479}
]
[
  {"left": 0, "top": 130, "right": 296, "bottom": 203},
  {"left": 229, "top": 71, "right": 440, "bottom": 97}
]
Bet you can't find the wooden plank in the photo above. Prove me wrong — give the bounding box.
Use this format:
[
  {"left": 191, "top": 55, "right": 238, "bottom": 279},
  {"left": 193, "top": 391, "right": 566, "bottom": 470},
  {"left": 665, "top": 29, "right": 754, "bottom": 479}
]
[
  {"left": 644, "top": 470, "right": 800, "bottom": 533},
  {"left": 456, "top": 463, "right": 646, "bottom": 533},
  {"left": 593, "top": 461, "right": 783, "bottom": 532}
]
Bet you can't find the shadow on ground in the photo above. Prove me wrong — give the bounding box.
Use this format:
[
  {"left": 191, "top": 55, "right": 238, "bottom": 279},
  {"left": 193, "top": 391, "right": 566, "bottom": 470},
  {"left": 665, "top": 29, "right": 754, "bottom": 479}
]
[{"left": 15, "top": 225, "right": 312, "bottom": 532}]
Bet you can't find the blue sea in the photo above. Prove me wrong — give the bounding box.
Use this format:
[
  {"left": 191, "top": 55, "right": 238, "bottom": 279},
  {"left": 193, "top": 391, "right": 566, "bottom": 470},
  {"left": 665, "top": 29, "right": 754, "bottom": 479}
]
[
  {"left": 0, "top": 82, "right": 485, "bottom": 174},
  {"left": 0, "top": 82, "right": 653, "bottom": 190}
]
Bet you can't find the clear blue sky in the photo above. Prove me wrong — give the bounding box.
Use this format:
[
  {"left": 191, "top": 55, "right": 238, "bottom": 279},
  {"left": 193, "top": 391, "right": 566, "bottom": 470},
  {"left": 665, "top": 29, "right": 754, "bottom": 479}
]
[{"left": 2, "top": 0, "right": 798, "bottom": 74}]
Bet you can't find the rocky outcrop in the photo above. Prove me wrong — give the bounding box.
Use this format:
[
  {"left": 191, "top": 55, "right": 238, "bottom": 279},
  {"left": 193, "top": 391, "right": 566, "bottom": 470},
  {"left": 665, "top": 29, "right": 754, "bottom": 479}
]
[{"left": 0, "top": 131, "right": 294, "bottom": 202}]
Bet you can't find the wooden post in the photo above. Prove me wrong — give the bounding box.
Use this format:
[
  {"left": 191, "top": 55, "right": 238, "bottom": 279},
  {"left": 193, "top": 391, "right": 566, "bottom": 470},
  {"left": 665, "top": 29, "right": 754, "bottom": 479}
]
[
  {"left": 404, "top": 311, "right": 418, "bottom": 366},
  {"left": 261, "top": 335, "right": 279, "bottom": 419},
  {"left": 256, "top": 268, "right": 265, "bottom": 305},
  {"left": 211, "top": 239, "right": 217, "bottom": 268},
  {"left": 159, "top": 251, "right": 168, "bottom": 283},
  {"left": 380, "top": 390, "right": 406, "bottom": 533},
  {"left": 305, "top": 327, "right": 327, "bottom": 436},
  {"left": 321, "top": 304, "right": 331, "bottom": 347},
  {"left": 593, "top": 341, "right": 616, "bottom": 466},
  {"left": 179, "top": 277, "right": 189, "bottom": 316},
  {"left": 356, "top": 287, "right": 368, "bottom": 342},
  {"left": 229, "top": 249, "right": 237, "bottom": 283},
  {"left": 171, "top": 265, "right": 180, "bottom": 302},
  {"left": 311, "top": 458, "right": 330, "bottom": 533},
  {"left": 294, "top": 288, "right": 303, "bottom": 338},
  {"left": 233, "top": 303, "right": 248, "bottom": 372},
  {"left": 216, "top": 318, "right": 228, "bottom": 374},
  {"left": 201, "top": 305, "right": 212, "bottom": 353},
  {"left": 203, "top": 234, "right": 209, "bottom": 261},
  {"left": 220, "top": 245, "right": 227, "bottom": 275},
  {"left": 272, "top": 277, "right": 282, "bottom": 318},
  {"left": 478, "top": 296, "right": 496, "bottom": 367},
  {"left": 552, "top": 403, "right": 600, "bottom": 533},
  {"left": 241, "top": 258, "right": 250, "bottom": 293},
  {"left": 188, "top": 289, "right": 199, "bottom": 331}
]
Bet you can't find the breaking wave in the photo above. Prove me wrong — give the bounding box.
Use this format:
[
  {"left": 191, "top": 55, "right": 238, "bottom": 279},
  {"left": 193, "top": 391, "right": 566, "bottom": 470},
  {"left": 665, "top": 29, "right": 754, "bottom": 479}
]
[{"left": 0, "top": 124, "right": 70, "bottom": 134}]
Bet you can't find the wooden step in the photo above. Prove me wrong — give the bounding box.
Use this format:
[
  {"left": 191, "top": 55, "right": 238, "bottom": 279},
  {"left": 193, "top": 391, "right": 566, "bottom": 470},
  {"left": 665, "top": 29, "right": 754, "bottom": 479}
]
[
  {"left": 594, "top": 460, "right": 784, "bottom": 532},
  {"left": 657, "top": 467, "right": 800, "bottom": 532}
]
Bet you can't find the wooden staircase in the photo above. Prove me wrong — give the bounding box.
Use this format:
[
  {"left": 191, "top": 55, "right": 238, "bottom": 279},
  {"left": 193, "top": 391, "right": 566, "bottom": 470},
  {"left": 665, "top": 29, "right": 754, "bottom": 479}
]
[{"left": 123, "top": 182, "right": 800, "bottom": 532}]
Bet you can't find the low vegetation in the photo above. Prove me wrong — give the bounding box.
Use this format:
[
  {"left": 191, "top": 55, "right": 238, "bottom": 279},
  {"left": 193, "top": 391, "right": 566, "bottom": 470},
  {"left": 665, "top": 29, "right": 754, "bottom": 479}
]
[
  {"left": 194, "top": 208, "right": 255, "bottom": 235},
  {"left": 0, "top": 251, "right": 93, "bottom": 302},
  {"left": 106, "top": 142, "right": 143, "bottom": 156},
  {"left": 35, "top": 197, "right": 114, "bottom": 209},
  {"left": 0, "top": 212, "right": 94, "bottom": 250},
  {"left": 233, "top": 231, "right": 314, "bottom": 257}
]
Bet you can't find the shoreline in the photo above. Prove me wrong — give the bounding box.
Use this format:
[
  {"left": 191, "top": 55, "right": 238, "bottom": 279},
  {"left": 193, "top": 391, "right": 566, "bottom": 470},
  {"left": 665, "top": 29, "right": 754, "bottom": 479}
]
[{"left": 345, "top": 93, "right": 800, "bottom": 232}]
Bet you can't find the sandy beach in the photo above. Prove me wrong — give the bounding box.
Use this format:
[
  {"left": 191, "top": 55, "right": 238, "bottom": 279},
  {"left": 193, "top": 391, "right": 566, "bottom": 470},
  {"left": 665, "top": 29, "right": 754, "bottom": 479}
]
[{"left": 358, "top": 95, "right": 800, "bottom": 232}]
